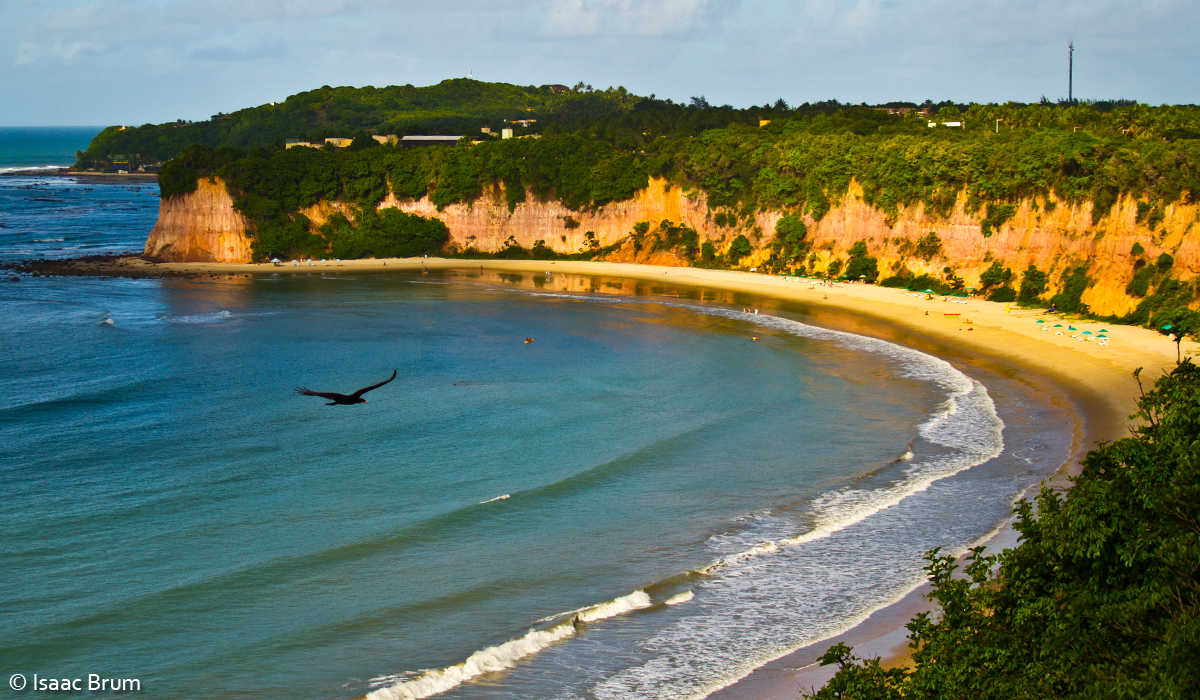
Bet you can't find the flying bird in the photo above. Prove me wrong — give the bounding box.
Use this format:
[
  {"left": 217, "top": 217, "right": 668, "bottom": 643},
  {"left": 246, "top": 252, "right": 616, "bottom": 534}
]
[{"left": 295, "top": 370, "right": 397, "bottom": 405}]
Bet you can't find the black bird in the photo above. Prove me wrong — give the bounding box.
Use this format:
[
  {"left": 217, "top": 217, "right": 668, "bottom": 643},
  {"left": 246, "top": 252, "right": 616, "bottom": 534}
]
[{"left": 295, "top": 370, "right": 397, "bottom": 405}]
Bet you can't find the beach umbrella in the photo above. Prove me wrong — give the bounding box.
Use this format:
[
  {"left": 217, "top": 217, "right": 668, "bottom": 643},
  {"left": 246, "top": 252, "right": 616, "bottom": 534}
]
[
  {"left": 1054, "top": 324, "right": 1063, "bottom": 327},
  {"left": 1162, "top": 324, "right": 1174, "bottom": 331},
  {"left": 921, "top": 289, "right": 935, "bottom": 294},
  {"left": 1068, "top": 325, "right": 1077, "bottom": 330},
  {"left": 271, "top": 258, "right": 280, "bottom": 263},
  {"left": 1099, "top": 328, "right": 1109, "bottom": 332},
  {"left": 1098, "top": 334, "right": 1108, "bottom": 338},
  {"left": 1036, "top": 319, "right": 1045, "bottom": 323},
  {"left": 1083, "top": 331, "right": 1093, "bottom": 335}
]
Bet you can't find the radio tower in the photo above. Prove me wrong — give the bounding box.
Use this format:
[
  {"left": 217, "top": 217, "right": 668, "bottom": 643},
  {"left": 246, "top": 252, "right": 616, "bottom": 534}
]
[{"left": 1068, "top": 41, "right": 1074, "bottom": 104}]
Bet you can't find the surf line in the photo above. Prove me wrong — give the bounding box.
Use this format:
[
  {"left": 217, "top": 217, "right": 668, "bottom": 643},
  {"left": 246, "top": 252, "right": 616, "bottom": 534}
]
[
  {"left": 365, "top": 591, "right": 657, "bottom": 700},
  {"left": 372, "top": 289, "right": 1005, "bottom": 700}
]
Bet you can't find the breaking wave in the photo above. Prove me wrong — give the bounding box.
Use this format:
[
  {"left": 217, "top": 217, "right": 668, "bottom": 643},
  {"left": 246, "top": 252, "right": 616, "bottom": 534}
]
[
  {"left": 366, "top": 291, "right": 1006, "bottom": 700},
  {"left": 366, "top": 590, "right": 653, "bottom": 700}
]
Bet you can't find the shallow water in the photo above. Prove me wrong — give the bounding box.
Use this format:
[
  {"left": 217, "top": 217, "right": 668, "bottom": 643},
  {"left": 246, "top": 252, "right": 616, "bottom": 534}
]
[
  {"left": 0, "top": 172, "right": 1074, "bottom": 699},
  {"left": 0, "top": 174, "right": 157, "bottom": 263}
]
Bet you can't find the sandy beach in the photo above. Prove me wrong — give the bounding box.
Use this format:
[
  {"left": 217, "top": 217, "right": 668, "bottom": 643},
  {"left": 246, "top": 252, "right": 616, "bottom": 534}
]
[{"left": 39, "top": 253, "right": 1189, "bottom": 698}]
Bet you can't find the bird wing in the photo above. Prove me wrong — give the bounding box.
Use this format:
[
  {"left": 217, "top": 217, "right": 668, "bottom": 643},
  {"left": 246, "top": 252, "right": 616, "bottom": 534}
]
[
  {"left": 350, "top": 369, "right": 398, "bottom": 399},
  {"left": 295, "top": 387, "right": 351, "bottom": 401}
]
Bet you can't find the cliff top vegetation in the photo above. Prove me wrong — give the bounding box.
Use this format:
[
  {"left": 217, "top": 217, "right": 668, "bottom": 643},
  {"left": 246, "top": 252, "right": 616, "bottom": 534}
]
[
  {"left": 76, "top": 78, "right": 1199, "bottom": 172},
  {"left": 145, "top": 81, "right": 1199, "bottom": 329}
]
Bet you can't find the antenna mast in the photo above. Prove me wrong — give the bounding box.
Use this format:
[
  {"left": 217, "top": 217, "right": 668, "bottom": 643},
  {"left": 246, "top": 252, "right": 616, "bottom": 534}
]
[{"left": 1068, "top": 41, "right": 1074, "bottom": 104}]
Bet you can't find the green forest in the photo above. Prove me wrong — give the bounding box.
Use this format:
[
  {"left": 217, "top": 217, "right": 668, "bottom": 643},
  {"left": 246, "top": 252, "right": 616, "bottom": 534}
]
[
  {"left": 139, "top": 81, "right": 1199, "bottom": 330},
  {"left": 807, "top": 359, "right": 1200, "bottom": 700}
]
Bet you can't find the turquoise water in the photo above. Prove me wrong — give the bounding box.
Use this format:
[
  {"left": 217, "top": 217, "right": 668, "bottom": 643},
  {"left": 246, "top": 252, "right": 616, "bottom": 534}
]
[
  {"left": 0, "top": 127, "right": 103, "bottom": 173},
  {"left": 1, "top": 141, "right": 1075, "bottom": 699},
  {"left": 0, "top": 269, "right": 1073, "bottom": 700}
]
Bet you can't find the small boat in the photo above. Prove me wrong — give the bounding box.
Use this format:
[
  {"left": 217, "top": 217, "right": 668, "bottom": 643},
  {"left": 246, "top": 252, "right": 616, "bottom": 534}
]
[{"left": 524, "top": 337, "right": 534, "bottom": 344}]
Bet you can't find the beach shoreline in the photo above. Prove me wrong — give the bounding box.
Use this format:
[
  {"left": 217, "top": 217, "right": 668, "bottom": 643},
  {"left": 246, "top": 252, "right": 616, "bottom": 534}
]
[
  {"left": 15, "top": 254, "right": 1186, "bottom": 698},
  {"left": 0, "top": 168, "right": 159, "bottom": 182}
]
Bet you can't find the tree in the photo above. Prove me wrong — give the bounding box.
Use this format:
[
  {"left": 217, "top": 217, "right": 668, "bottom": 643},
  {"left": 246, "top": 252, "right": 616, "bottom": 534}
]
[
  {"left": 827, "top": 259, "right": 843, "bottom": 278},
  {"left": 1153, "top": 307, "right": 1200, "bottom": 361},
  {"left": 776, "top": 214, "right": 809, "bottom": 260},
  {"left": 844, "top": 240, "right": 879, "bottom": 282},
  {"left": 728, "top": 234, "right": 752, "bottom": 264},
  {"left": 1018, "top": 263, "right": 1048, "bottom": 303},
  {"left": 979, "top": 261, "right": 1013, "bottom": 289}
]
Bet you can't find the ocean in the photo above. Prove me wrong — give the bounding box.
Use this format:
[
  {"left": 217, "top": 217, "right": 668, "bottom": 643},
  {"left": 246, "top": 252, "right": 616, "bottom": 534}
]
[
  {"left": 0, "top": 133, "right": 1076, "bottom": 699},
  {"left": 0, "top": 127, "right": 104, "bottom": 174}
]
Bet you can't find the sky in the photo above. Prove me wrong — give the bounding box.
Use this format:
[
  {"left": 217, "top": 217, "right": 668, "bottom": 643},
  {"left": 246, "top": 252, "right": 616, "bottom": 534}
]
[{"left": 1, "top": 0, "right": 1196, "bottom": 126}]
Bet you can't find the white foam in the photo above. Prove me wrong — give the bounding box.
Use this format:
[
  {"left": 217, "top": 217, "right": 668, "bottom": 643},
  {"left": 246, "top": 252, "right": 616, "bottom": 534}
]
[
  {"left": 510, "top": 296, "right": 1008, "bottom": 700},
  {"left": 366, "top": 622, "right": 575, "bottom": 700},
  {"left": 0, "top": 165, "right": 66, "bottom": 174},
  {"left": 664, "top": 591, "right": 694, "bottom": 605},
  {"left": 375, "top": 290, "right": 1009, "bottom": 700},
  {"left": 576, "top": 590, "right": 652, "bottom": 622},
  {"left": 478, "top": 494, "right": 510, "bottom": 504},
  {"left": 371, "top": 590, "right": 653, "bottom": 699},
  {"left": 161, "top": 309, "right": 246, "bottom": 324}
]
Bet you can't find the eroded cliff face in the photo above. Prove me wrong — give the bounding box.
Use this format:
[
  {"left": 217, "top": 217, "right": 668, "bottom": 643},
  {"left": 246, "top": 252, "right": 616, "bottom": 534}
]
[
  {"left": 376, "top": 179, "right": 710, "bottom": 263},
  {"left": 147, "top": 176, "right": 1197, "bottom": 316},
  {"left": 144, "top": 177, "right": 252, "bottom": 263},
  {"left": 767, "top": 182, "right": 1200, "bottom": 317}
]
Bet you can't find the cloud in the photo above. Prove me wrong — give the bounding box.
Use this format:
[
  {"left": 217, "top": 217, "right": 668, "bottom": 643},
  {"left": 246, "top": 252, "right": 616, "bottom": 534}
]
[
  {"left": 1, "top": 0, "right": 1197, "bottom": 125},
  {"left": 541, "top": 0, "right": 718, "bottom": 37},
  {"left": 15, "top": 39, "right": 107, "bottom": 65}
]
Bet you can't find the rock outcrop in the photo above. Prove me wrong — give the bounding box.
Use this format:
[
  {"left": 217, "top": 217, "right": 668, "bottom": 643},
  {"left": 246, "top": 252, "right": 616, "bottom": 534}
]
[
  {"left": 145, "top": 176, "right": 1197, "bottom": 317},
  {"left": 143, "top": 177, "right": 252, "bottom": 263}
]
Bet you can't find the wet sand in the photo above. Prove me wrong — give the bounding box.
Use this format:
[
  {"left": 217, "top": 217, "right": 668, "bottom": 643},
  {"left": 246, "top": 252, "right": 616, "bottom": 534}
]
[{"left": 20, "top": 254, "right": 1187, "bottom": 698}]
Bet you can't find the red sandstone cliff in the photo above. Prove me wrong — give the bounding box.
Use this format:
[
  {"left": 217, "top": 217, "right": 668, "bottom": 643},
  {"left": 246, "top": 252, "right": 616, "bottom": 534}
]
[{"left": 145, "top": 177, "right": 1197, "bottom": 317}]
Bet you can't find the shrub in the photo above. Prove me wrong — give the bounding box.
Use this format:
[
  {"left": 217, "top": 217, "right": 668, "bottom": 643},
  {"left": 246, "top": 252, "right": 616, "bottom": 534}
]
[
  {"left": 907, "top": 274, "right": 951, "bottom": 295},
  {"left": 728, "top": 234, "right": 753, "bottom": 264},
  {"left": 1018, "top": 264, "right": 1048, "bottom": 303},
  {"left": 809, "top": 360, "right": 1200, "bottom": 699},
  {"left": 1126, "top": 265, "right": 1155, "bottom": 297},
  {"left": 986, "top": 286, "right": 1017, "bottom": 302},
  {"left": 1049, "top": 265, "right": 1091, "bottom": 314},
  {"left": 916, "top": 231, "right": 943, "bottom": 260},
  {"left": 979, "top": 261, "right": 1013, "bottom": 289}
]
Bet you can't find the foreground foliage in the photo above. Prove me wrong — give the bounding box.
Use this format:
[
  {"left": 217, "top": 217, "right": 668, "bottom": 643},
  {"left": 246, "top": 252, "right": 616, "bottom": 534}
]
[{"left": 808, "top": 360, "right": 1200, "bottom": 699}]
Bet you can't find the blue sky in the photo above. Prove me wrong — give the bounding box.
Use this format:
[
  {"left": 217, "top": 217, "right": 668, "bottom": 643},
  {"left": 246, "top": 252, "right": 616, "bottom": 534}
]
[{"left": 1, "top": 0, "right": 1196, "bottom": 126}]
